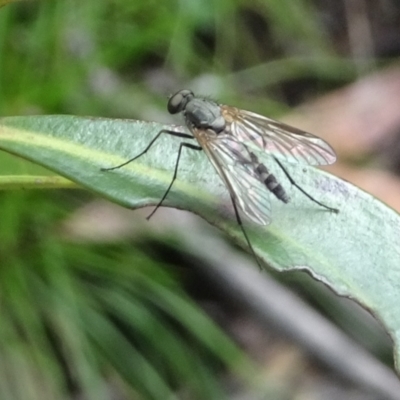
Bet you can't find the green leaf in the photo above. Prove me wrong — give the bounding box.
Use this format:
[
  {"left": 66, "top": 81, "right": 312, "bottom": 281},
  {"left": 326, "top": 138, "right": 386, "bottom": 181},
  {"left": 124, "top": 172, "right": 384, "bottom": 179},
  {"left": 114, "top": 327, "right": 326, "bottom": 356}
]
[{"left": 0, "top": 115, "right": 400, "bottom": 371}]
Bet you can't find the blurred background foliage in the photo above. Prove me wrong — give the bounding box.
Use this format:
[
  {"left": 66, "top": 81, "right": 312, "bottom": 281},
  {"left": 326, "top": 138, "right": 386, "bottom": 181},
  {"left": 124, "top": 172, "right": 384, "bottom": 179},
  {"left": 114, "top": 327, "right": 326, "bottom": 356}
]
[{"left": 0, "top": 0, "right": 400, "bottom": 399}]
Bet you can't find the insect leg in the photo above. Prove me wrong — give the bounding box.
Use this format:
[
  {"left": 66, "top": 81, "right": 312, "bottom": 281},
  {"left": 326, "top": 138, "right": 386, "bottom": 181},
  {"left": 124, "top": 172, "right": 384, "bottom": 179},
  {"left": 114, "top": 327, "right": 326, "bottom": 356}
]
[
  {"left": 229, "top": 194, "right": 263, "bottom": 270},
  {"left": 147, "top": 142, "right": 202, "bottom": 220},
  {"left": 273, "top": 157, "right": 339, "bottom": 213},
  {"left": 101, "top": 130, "right": 194, "bottom": 171}
]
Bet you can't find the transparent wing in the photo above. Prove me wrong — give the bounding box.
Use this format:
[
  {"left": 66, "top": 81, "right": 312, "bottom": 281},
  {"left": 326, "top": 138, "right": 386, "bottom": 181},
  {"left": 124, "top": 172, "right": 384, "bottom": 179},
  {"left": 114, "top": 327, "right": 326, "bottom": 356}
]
[
  {"left": 221, "top": 105, "right": 336, "bottom": 166},
  {"left": 198, "top": 131, "right": 272, "bottom": 225}
]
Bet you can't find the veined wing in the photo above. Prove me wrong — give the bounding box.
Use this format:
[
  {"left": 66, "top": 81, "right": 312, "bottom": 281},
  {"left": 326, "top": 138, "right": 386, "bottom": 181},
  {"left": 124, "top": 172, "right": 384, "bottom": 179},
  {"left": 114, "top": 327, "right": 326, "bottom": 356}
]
[
  {"left": 197, "top": 130, "right": 272, "bottom": 225},
  {"left": 221, "top": 105, "right": 336, "bottom": 166}
]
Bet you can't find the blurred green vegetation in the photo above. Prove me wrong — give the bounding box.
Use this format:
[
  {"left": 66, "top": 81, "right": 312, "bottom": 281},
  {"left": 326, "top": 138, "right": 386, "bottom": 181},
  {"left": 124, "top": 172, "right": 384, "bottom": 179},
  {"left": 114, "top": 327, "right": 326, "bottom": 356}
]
[
  {"left": 0, "top": 191, "right": 260, "bottom": 400},
  {"left": 0, "top": 0, "right": 358, "bottom": 118},
  {"left": 0, "top": 0, "right": 395, "bottom": 399}
]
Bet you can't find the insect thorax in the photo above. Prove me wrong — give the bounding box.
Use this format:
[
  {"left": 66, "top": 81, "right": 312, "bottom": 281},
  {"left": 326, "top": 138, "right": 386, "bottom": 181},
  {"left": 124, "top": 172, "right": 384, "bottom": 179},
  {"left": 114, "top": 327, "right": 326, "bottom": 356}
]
[{"left": 184, "top": 98, "right": 226, "bottom": 133}]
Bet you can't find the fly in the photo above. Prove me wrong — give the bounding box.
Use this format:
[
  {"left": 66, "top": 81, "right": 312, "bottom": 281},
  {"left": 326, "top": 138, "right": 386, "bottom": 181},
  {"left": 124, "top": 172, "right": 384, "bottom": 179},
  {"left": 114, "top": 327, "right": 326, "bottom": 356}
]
[{"left": 102, "top": 89, "right": 339, "bottom": 268}]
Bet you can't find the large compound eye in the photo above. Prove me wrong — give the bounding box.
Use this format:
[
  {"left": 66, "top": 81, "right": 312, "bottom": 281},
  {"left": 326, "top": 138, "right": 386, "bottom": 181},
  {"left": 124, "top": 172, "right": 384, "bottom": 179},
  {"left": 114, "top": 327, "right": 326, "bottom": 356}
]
[{"left": 167, "top": 89, "right": 193, "bottom": 114}]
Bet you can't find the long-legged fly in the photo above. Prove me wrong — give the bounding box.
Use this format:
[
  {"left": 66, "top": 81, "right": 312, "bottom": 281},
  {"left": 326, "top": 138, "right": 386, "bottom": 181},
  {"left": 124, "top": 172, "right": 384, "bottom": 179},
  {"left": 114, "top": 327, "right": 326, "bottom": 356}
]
[{"left": 102, "top": 89, "right": 338, "bottom": 267}]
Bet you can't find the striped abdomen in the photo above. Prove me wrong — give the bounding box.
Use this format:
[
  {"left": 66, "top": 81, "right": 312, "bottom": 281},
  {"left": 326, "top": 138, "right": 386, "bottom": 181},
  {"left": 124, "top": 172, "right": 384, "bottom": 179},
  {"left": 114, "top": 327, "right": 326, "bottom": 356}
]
[{"left": 250, "top": 152, "right": 289, "bottom": 203}]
